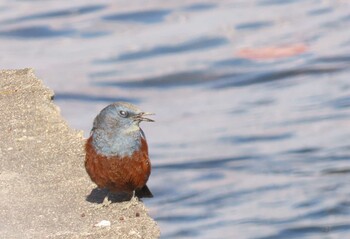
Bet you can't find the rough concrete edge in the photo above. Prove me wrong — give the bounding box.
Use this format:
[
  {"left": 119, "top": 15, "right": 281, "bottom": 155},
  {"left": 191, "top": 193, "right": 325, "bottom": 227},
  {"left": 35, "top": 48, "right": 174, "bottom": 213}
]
[{"left": 0, "top": 68, "right": 161, "bottom": 238}]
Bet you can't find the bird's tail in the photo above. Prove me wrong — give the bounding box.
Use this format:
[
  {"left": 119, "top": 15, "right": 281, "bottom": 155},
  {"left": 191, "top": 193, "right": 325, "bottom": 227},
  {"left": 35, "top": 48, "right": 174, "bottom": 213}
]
[{"left": 135, "top": 185, "right": 153, "bottom": 198}]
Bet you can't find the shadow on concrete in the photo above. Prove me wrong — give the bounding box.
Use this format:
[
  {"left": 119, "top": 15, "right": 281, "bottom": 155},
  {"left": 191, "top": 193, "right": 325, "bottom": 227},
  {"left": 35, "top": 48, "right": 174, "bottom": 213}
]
[{"left": 86, "top": 188, "right": 132, "bottom": 203}]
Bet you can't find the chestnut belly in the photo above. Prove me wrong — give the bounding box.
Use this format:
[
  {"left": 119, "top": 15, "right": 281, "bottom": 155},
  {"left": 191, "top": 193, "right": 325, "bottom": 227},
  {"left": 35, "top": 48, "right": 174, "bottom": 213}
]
[{"left": 85, "top": 137, "right": 151, "bottom": 193}]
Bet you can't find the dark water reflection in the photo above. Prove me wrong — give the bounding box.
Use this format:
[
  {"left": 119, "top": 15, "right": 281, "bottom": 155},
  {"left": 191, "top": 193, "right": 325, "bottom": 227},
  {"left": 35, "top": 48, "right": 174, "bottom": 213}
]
[
  {"left": 1, "top": 0, "right": 350, "bottom": 238},
  {"left": 96, "top": 37, "right": 228, "bottom": 62},
  {"left": 0, "top": 25, "right": 75, "bottom": 38},
  {"left": 103, "top": 9, "right": 171, "bottom": 24},
  {"left": 2, "top": 4, "right": 106, "bottom": 24},
  {"left": 53, "top": 92, "right": 138, "bottom": 103}
]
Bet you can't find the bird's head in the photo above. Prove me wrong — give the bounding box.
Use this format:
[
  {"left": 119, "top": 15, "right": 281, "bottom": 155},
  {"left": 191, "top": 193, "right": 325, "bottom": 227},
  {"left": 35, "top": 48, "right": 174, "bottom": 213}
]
[
  {"left": 92, "top": 102, "right": 154, "bottom": 134},
  {"left": 90, "top": 102, "right": 154, "bottom": 156}
]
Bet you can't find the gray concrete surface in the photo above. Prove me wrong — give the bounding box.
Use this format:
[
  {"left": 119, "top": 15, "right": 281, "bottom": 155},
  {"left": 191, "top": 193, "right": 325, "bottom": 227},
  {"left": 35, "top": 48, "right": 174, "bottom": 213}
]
[{"left": 0, "top": 69, "right": 160, "bottom": 238}]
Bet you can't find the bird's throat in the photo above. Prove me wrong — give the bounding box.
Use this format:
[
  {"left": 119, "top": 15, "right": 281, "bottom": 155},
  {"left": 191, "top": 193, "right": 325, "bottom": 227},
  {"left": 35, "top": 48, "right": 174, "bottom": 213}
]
[{"left": 92, "top": 129, "right": 141, "bottom": 158}]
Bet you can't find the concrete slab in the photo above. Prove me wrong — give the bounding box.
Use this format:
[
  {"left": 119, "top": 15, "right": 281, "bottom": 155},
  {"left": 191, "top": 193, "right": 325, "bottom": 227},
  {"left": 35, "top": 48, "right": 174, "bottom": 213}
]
[{"left": 0, "top": 69, "right": 160, "bottom": 238}]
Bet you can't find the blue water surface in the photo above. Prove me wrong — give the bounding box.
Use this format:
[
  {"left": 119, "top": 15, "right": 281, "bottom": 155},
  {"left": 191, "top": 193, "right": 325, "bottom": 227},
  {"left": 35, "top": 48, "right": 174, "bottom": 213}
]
[{"left": 1, "top": 0, "right": 350, "bottom": 238}]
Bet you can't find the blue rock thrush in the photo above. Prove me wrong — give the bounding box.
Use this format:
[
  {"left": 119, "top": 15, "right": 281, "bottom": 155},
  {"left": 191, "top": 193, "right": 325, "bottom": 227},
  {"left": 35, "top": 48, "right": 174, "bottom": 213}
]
[{"left": 85, "top": 102, "right": 154, "bottom": 199}]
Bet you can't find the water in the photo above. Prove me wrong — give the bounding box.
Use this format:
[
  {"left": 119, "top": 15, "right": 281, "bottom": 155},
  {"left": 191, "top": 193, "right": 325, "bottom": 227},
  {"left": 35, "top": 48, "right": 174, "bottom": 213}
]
[{"left": 1, "top": 0, "right": 350, "bottom": 238}]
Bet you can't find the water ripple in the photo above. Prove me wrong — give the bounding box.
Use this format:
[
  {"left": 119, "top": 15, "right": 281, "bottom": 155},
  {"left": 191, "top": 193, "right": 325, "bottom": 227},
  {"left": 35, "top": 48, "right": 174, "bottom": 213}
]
[
  {"left": 95, "top": 37, "right": 228, "bottom": 63},
  {"left": 259, "top": 0, "right": 303, "bottom": 6},
  {"left": 314, "top": 55, "right": 350, "bottom": 63},
  {"left": 284, "top": 147, "right": 321, "bottom": 155},
  {"left": 53, "top": 93, "right": 138, "bottom": 103},
  {"left": 308, "top": 7, "right": 333, "bottom": 16},
  {"left": 221, "top": 133, "right": 293, "bottom": 144},
  {"left": 2, "top": 4, "right": 106, "bottom": 24},
  {"left": 329, "top": 96, "right": 350, "bottom": 109},
  {"left": 256, "top": 224, "right": 350, "bottom": 239},
  {"left": 95, "top": 64, "right": 343, "bottom": 89},
  {"left": 182, "top": 3, "right": 217, "bottom": 12},
  {"left": 102, "top": 9, "right": 171, "bottom": 24},
  {"left": 154, "top": 156, "right": 253, "bottom": 170},
  {"left": 95, "top": 70, "right": 228, "bottom": 88},
  {"left": 236, "top": 21, "right": 273, "bottom": 30},
  {"left": 322, "top": 168, "right": 350, "bottom": 175},
  {"left": 156, "top": 213, "right": 211, "bottom": 222},
  {"left": 213, "top": 66, "right": 343, "bottom": 88},
  {"left": 0, "top": 25, "right": 75, "bottom": 38}
]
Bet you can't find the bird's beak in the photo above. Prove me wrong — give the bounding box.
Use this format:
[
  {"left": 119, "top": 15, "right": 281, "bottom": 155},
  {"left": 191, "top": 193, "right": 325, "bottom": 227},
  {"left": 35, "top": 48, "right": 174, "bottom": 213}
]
[{"left": 134, "top": 112, "right": 155, "bottom": 122}]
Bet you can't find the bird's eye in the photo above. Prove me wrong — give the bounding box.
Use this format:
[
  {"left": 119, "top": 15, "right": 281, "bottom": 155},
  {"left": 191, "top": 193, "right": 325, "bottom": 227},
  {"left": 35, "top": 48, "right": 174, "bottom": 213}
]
[{"left": 119, "top": 110, "right": 128, "bottom": 118}]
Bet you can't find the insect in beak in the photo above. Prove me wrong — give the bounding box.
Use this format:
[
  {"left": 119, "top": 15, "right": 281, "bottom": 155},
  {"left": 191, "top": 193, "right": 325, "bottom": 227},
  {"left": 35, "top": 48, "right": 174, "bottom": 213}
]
[{"left": 133, "top": 112, "right": 155, "bottom": 122}]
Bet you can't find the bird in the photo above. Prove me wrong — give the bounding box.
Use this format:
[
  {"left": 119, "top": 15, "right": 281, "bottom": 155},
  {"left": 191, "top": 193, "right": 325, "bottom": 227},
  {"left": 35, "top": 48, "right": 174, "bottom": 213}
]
[{"left": 85, "top": 102, "right": 154, "bottom": 200}]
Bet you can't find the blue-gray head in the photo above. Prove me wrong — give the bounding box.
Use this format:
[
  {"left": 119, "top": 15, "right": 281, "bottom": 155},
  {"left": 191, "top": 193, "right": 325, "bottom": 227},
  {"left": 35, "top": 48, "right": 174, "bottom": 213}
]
[{"left": 91, "top": 102, "right": 154, "bottom": 157}]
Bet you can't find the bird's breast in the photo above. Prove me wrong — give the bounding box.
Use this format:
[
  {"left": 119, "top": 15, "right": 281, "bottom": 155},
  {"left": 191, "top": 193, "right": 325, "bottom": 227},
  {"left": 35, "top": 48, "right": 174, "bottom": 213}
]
[
  {"left": 91, "top": 129, "right": 142, "bottom": 157},
  {"left": 85, "top": 136, "right": 151, "bottom": 193}
]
